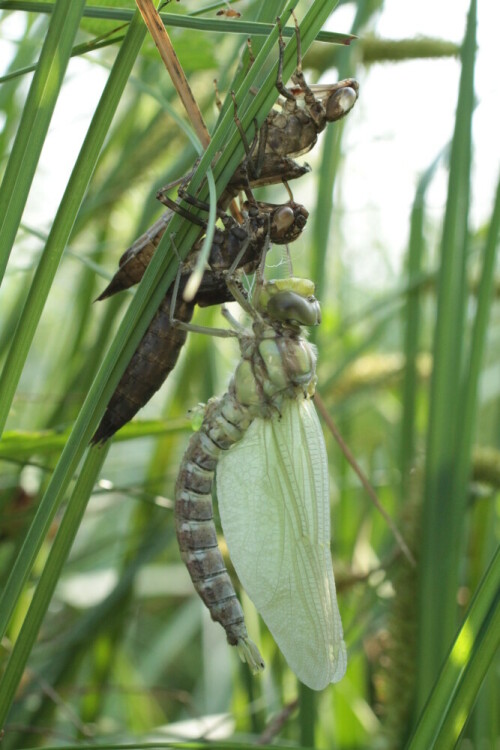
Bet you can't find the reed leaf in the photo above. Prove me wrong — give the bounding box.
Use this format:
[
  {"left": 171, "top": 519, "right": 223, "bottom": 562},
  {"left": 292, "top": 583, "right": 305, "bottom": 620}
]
[
  {"left": 417, "top": 0, "right": 477, "bottom": 708},
  {"left": 0, "top": 0, "right": 86, "bottom": 282}
]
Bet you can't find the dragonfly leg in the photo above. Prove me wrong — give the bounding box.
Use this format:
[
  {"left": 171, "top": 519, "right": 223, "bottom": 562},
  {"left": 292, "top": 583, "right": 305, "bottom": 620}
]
[
  {"left": 289, "top": 10, "right": 312, "bottom": 98},
  {"left": 177, "top": 184, "right": 230, "bottom": 224},
  {"left": 156, "top": 189, "right": 207, "bottom": 227},
  {"left": 169, "top": 284, "right": 240, "bottom": 337},
  {"left": 289, "top": 13, "right": 326, "bottom": 129},
  {"left": 229, "top": 91, "right": 262, "bottom": 185},
  {"left": 221, "top": 306, "right": 247, "bottom": 334},
  {"left": 155, "top": 166, "right": 198, "bottom": 209},
  {"left": 225, "top": 276, "right": 261, "bottom": 321},
  {"left": 177, "top": 187, "right": 210, "bottom": 213},
  {"left": 156, "top": 169, "right": 195, "bottom": 196},
  {"left": 275, "top": 16, "right": 296, "bottom": 102},
  {"left": 251, "top": 117, "right": 268, "bottom": 181},
  {"left": 231, "top": 88, "right": 266, "bottom": 184},
  {"left": 222, "top": 201, "right": 267, "bottom": 279},
  {"left": 168, "top": 234, "right": 184, "bottom": 323},
  {"left": 168, "top": 235, "right": 240, "bottom": 338},
  {"left": 225, "top": 231, "right": 251, "bottom": 277},
  {"left": 255, "top": 227, "right": 270, "bottom": 283},
  {"left": 172, "top": 318, "right": 239, "bottom": 338}
]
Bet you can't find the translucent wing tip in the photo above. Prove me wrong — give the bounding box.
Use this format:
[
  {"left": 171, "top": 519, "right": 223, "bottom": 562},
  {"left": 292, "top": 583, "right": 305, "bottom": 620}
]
[
  {"left": 237, "top": 638, "right": 265, "bottom": 674},
  {"left": 329, "top": 638, "right": 348, "bottom": 685}
]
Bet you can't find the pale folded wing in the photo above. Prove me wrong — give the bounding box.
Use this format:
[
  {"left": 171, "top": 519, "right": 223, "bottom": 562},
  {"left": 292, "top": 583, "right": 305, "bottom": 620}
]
[{"left": 216, "top": 398, "right": 347, "bottom": 690}]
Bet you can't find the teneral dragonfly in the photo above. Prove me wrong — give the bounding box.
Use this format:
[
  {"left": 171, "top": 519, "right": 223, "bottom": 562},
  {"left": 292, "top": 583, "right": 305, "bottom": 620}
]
[{"left": 176, "top": 274, "right": 347, "bottom": 689}]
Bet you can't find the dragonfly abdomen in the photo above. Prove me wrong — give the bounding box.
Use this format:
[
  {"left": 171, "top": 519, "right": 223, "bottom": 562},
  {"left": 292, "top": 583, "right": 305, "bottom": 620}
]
[
  {"left": 175, "top": 393, "right": 260, "bottom": 656},
  {"left": 97, "top": 212, "right": 174, "bottom": 301},
  {"left": 92, "top": 293, "right": 194, "bottom": 444}
]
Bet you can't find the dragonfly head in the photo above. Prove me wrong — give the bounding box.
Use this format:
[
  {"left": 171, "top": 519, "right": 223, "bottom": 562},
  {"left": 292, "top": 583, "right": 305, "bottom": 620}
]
[
  {"left": 325, "top": 79, "right": 359, "bottom": 122},
  {"left": 269, "top": 202, "right": 309, "bottom": 244},
  {"left": 255, "top": 278, "right": 321, "bottom": 328},
  {"left": 243, "top": 200, "right": 309, "bottom": 245}
]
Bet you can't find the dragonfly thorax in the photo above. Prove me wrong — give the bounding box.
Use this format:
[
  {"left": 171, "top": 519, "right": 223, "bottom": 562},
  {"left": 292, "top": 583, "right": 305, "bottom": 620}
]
[
  {"left": 226, "top": 278, "right": 321, "bottom": 407},
  {"left": 232, "top": 327, "right": 316, "bottom": 411}
]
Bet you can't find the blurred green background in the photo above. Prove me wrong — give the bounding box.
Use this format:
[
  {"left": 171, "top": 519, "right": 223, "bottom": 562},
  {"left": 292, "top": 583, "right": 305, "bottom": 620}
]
[{"left": 0, "top": 0, "right": 498, "bottom": 748}]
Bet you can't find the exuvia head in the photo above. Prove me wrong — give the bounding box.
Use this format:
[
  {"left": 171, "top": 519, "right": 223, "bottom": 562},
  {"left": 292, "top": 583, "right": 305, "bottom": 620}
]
[
  {"left": 269, "top": 202, "right": 309, "bottom": 245},
  {"left": 326, "top": 79, "right": 359, "bottom": 122},
  {"left": 241, "top": 200, "right": 309, "bottom": 246}
]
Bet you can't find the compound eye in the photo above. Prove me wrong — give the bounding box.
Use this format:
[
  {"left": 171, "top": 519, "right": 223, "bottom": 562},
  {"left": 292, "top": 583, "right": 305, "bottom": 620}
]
[
  {"left": 326, "top": 86, "right": 358, "bottom": 121},
  {"left": 271, "top": 206, "right": 295, "bottom": 237},
  {"left": 267, "top": 291, "right": 321, "bottom": 326}
]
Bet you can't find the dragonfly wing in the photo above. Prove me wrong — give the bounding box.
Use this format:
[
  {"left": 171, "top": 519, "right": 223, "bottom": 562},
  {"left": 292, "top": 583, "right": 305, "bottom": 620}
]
[{"left": 216, "top": 398, "right": 346, "bottom": 690}]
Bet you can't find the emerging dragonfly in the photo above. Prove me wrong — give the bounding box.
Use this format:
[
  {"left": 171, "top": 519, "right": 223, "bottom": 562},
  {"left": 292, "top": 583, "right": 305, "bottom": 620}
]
[
  {"left": 175, "top": 271, "right": 347, "bottom": 690},
  {"left": 92, "top": 197, "right": 308, "bottom": 443}
]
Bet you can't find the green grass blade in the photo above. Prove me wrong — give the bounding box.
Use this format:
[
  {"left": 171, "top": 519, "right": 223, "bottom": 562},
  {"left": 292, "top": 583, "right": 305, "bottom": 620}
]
[
  {"left": 0, "top": 11, "right": 147, "bottom": 640},
  {"left": 0, "top": 1, "right": 355, "bottom": 44},
  {"left": 0, "top": 0, "right": 86, "bottom": 283},
  {"left": 407, "top": 544, "right": 500, "bottom": 749},
  {"left": 310, "top": 0, "right": 365, "bottom": 322},
  {"left": 299, "top": 681, "right": 316, "bottom": 747},
  {"left": 0, "top": 35, "right": 126, "bottom": 84},
  {"left": 400, "top": 148, "right": 447, "bottom": 494},
  {"left": 15, "top": 743, "right": 302, "bottom": 750},
  {"left": 0, "top": 15, "right": 40, "bottom": 154},
  {"left": 310, "top": 122, "right": 342, "bottom": 309},
  {"left": 417, "top": 0, "right": 477, "bottom": 706},
  {"left": 0, "top": 11, "right": 147, "bottom": 438},
  {"left": 448, "top": 170, "right": 500, "bottom": 546},
  {"left": 0, "top": 418, "right": 186, "bottom": 459},
  {"left": 0, "top": 445, "right": 109, "bottom": 728}
]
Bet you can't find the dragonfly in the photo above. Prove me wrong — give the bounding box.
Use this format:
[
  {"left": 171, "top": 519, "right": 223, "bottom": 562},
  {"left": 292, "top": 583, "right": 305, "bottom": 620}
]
[
  {"left": 100, "top": 49, "right": 358, "bottom": 294},
  {"left": 175, "top": 271, "right": 347, "bottom": 690},
  {"left": 108, "top": 70, "right": 358, "bottom": 285},
  {"left": 228, "top": 16, "right": 358, "bottom": 179},
  {"left": 92, "top": 197, "right": 308, "bottom": 443}
]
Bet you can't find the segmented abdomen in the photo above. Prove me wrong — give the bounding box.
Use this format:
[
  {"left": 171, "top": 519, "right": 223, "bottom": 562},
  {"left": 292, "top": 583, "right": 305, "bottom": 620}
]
[
  {"left": 175, "top": 393, "right": 253, "bottom": 648},
  {"left": 97, "top": 212, "right": 175, "bottom": 301},
  {"left": 92, "top": 292, "right": 193, "bottom": 444}
]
